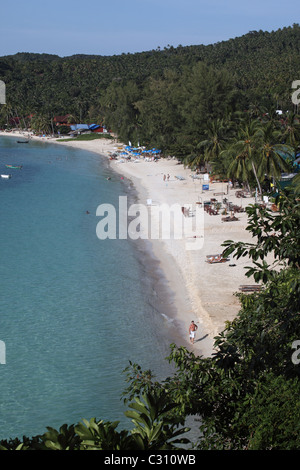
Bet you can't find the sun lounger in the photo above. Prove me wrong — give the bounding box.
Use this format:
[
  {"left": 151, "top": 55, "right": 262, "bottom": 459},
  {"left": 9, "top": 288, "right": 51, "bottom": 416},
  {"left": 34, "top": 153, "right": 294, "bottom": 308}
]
[
  {"left": 232, "top": 205, "right": 245, "bottom": 213},
  {"left": 222, "top": 216, "right": 239, "bottom": 222},
  {"left": 235, "top": 190, "right": 253, "bottom": 198},
  {"left": 191, "top": 174, "right": 202, "bottom": 179},
  {"left": 239, "top": 285, "right": 263, "bottom": 293},
  {"left": 175, "top": 175, "right": 185, "bottom": 180},
  {"left": 206, "top": 254, "right": 230, "bottom": 264}
]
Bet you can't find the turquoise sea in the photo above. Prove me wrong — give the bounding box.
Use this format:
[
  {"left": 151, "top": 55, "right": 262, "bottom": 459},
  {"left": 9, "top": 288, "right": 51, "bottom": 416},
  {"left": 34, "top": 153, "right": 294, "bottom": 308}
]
[{"left": 0, "top": 136, "right": 177, "bottom": 440}]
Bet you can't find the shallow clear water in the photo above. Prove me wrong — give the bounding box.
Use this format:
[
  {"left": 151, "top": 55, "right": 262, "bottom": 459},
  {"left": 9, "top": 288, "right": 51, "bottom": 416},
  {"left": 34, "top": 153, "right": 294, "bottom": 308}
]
[{"left": 0, "top": 137, "right": 175, "bottom": 439}]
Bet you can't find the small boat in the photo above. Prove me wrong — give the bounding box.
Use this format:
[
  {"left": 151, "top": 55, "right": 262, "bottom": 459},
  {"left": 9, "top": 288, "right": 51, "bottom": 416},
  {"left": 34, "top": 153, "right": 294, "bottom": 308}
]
[
  {"left": 17, "top": 140, "right": 29, "bottom": 144},
  {"left": 5, "top": 164, "right": 22, "bottom": 169},
  {"left": 1, "top": 174, "right": 12, "bottom": 179}
]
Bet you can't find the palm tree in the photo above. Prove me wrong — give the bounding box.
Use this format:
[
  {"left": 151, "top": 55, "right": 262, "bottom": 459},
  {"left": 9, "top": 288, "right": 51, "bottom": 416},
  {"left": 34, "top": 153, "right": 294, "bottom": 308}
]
[
  {"left": 188, "top": 118, "right": 234, "bottom": 176},
  {"left": 280, "top": 112, "right": 300, "bottom": 148},
  {"left": 255, "top": 122, "right": 293, "bottom": 183},
  {"left": 226, "top": 150, "right": 253, "bottom": 192},
  {"left": 223, "top": 119, "right": 263, "bottom": 194},
  {"left": 182, "top": 152, "right": 206, "bottom": 170},
  {"left": 67, "top": 114, "right": 78, "bottom": 124},
  {"left": 31, "top": 114, "right": 51, "bottom": 135},
  {"left": 197, "top": 118, "right": 230, "bottom": 163},
  {"left": 248, "top": 102, "right": 265, "bottom": 119}
]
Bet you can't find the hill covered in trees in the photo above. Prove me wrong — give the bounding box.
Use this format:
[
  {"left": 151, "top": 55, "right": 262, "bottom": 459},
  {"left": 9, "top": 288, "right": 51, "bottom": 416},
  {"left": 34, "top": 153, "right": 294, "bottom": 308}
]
[{"left": 0, "top": 24, "right": 299, "bottom": 143}]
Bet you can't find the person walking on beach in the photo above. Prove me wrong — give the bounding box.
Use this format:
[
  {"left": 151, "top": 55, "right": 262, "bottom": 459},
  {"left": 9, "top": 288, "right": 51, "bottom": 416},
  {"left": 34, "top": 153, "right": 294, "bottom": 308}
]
[{"left": 189, "top": 320, "right": 198, "bottom": 344}]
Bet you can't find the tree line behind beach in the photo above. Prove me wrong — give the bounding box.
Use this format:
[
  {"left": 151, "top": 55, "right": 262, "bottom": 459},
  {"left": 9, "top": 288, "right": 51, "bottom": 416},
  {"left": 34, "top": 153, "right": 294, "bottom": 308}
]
[{"left": 1, "top": 25, "right": 300, "bottom": 190}]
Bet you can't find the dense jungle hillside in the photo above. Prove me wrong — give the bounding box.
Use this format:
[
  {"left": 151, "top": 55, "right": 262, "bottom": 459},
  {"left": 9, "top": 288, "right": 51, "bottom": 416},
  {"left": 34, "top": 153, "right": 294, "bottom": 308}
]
[{"left": 0, "top": 24, "right": 300, "bottom": 153}]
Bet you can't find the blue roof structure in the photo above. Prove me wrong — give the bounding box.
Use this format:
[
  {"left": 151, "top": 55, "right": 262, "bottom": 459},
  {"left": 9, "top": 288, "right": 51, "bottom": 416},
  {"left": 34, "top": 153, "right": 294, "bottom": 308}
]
[
  {"left": 70, "top": 124, "right": 89, "bottom": 130},
  {"left": 70, "top": 123, "right": 101, "bottom": 131}
]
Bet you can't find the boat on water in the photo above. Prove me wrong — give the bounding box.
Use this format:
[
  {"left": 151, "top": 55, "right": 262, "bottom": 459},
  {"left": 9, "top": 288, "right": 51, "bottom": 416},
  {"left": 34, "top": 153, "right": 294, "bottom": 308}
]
[
  {"left": 1, "top": 174, "right": 12, "bottom": 179},
  {"left": 5, "top": 164, "right": 22, "bottom": 169},
  {"left": 17, "top": 140, "right": 29, "bottom": 144}
]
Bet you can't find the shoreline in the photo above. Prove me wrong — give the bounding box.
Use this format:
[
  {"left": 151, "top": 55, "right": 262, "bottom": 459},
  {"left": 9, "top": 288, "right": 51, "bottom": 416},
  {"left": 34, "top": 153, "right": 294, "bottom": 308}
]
[{"left": 0, "top": 131, "right": 258, "bottom": 357}]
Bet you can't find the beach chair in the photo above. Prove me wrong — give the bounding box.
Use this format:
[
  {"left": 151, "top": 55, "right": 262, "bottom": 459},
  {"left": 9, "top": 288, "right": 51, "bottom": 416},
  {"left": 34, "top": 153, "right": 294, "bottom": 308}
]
[
  {"left": 235, "top": 190, "right": 246, "bottom": 198},
  {"left": 239, "top": 285, "right": 263, "bottom": 293},
  {"left": 205, "top": 254, "right": 230, "bottom": 264},
  {"left": 222, "top": 215, "right": 239, "bottom": 222},
  {"left": 232, "top": 205, "right": 244, "bottom": 213}
]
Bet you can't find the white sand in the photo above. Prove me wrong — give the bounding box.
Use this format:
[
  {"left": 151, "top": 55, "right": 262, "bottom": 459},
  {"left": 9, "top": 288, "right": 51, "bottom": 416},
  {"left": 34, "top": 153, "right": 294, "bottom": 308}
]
[{"left": 1, "top": 131, "right": 258, "bottom": 356}]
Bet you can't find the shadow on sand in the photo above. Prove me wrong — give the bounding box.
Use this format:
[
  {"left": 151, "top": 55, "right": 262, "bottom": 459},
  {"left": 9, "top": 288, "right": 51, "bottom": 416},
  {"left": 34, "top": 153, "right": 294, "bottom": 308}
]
[{"left": 195, "top": 334, "right": 209, "bottom": 343}]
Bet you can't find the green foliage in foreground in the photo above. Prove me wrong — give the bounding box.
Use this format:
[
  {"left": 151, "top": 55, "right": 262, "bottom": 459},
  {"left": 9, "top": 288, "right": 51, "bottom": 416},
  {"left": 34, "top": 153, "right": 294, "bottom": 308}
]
[
  {"left": 0, "top": 392, "right": 190, "bottom": 451},
  {"left": 0, "top": 188, "right": 299, "bottom": 450}
]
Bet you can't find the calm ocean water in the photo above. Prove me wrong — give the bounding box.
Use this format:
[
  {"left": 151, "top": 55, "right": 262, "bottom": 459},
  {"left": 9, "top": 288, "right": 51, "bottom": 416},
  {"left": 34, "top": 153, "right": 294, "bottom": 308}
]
[{"left": 0, "top": 136, "right": 176, "bottom": 440}]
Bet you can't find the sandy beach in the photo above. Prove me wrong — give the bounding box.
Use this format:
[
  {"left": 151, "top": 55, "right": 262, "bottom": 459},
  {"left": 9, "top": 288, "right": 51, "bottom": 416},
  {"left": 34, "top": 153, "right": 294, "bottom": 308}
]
[{"left": 1, "top": 131, "right": 259, "bottom": 357}]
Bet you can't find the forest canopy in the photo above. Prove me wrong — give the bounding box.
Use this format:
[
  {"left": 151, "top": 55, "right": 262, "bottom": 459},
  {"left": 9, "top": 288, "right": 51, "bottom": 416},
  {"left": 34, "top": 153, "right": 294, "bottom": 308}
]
[{"left": 0, "top": 24, "right": 300, "bottom": 155}]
